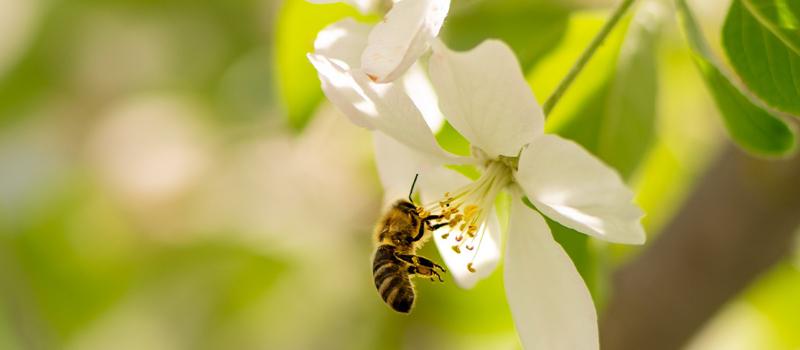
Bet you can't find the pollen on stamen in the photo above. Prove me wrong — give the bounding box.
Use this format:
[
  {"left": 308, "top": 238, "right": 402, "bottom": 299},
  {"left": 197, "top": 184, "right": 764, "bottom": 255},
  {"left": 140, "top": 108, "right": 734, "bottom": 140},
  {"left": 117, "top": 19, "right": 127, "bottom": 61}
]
[
  {"left": 455, "top": 235, "right": 463, "bottom": 242},
  {"left": 466, "top": 245, "right": 474, "bottom": 251},
  {"left": 467, "top": 225, "right": 478, "bottom": 237},
  {"left": 441, "top": 232, "right": 450, "bottom": 239},
  {"left": 448, "top": 214, "right": 462, "bottom": 227},
  {"left": 467, "top": 262, "right": 476, "bottom": 273},
  {"left": 452, "top": 245, "right": 461, "bottom": 254}
]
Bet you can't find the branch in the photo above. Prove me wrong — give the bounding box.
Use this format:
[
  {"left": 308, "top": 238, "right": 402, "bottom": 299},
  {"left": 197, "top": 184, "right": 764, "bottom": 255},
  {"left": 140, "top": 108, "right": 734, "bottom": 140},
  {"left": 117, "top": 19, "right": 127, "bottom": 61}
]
[{"left": 599, "top": 144, "right": 800, "bottom": 349}]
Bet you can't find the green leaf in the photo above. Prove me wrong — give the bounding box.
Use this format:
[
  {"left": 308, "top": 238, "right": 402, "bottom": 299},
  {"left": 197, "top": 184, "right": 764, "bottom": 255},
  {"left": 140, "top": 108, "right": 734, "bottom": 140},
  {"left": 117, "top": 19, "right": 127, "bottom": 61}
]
[
  {"left": 723, "top": 0, "right": 800, "bottom": 115},
  {"left": 442, "top": 1, "right": 570, "bottom": 71},
  {"left": 742, "top": 0, "right": 800, "bottom": 53},
  {"left": 551, "top": 7, "right": 662, "bottom": 179},
  {"left": 274, "top": 0, "right": 365, "bottom": 131},
  {"left": 677, "top": 0, "right": 796, "bottom": 157}
]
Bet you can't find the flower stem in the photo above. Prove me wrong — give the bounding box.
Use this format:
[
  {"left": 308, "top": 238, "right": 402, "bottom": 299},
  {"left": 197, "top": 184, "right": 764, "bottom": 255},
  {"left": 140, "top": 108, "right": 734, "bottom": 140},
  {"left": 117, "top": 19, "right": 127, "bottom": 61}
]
[{"left": 542, "top": 0, "right": 637, "bottom": 116}]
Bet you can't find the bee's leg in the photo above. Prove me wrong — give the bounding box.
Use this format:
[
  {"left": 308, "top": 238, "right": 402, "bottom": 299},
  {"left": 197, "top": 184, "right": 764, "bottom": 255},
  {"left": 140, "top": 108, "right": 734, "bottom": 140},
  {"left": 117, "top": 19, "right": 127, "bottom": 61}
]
[
  {"left": 423, "top": 215, "right": 448, "bottom": 232},
  {"left": 412, "top": 215, "right": 445, "bottom": 242},
  {"left": 407, "top": 264, "right": 444, "bottom": 282},
  {"left": 394, "top": 253, "right": 446, "bottom": 273},
  {"left": 412, "top": 220, "right": 426, "bottom": 242},
  {"left": 422, "top": 215, "right": 443, "bottom": 222},
  {"left": 426, "top": 222, "right": 449, "bottom": 231},
  {"left": 413, "top": 255, "right": 447, "bottom": 274}
]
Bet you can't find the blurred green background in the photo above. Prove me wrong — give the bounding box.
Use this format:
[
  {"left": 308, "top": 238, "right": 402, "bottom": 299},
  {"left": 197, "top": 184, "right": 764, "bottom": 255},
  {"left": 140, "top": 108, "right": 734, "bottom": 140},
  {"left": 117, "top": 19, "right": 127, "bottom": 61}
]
[{"left": 0, "top": 0, "right": 798, "bottom": 349}]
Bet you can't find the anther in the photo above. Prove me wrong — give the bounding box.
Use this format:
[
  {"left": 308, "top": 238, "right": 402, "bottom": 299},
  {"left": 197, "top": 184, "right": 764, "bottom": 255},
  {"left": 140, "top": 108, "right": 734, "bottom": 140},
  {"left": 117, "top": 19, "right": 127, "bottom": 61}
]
[
  {"left": 441, "top": 233, "right": 450, "bottom": 239},
  {"left": 467, "top": 262, "right": 476, "bottom": 273},
  {"left": 452, "top": 245, "right": 461, "bottom": 254},
  {"left": 464, "top": 205, "right": 479, "bottom": 217}
]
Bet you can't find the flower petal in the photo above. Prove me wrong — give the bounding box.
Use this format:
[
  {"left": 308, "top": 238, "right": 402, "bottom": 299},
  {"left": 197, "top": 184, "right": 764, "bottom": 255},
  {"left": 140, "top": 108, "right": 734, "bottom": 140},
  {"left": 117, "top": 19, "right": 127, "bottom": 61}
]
[
  {"left": 505, "top": 196, "right": 599, "bottom": 350},
  {"left": 515, "top": 134, "right": 645, "bottom": 244},
  {"left": 307, "top": 53, "right": 451, "bottom": 159},
  {"left": 415, "top": 165, "right": 471, "bottom": 204},
  {"left": 306, "top": 0, "right": 377, "bottom": 14},
  {"left": 314, "top": 18, "right": 371, "bottom": 69},
  {"left": 313, "top": 20, "right": 443, "bottom": 132},
  {"left": 373, "top": 131, "right": 446, "bottom": 205},
  {"left": 402, "top": 63, "right": 445, "bottom": 133},
  {"left": 307, "top": 53, "right": 375, "bottom": 129},
  {"left": 361, "top": 0, "right": 450, "bottom": 83},
  {"left": 428, "top": 40, "right": 543, "bottom": 158},
  {"left": 373, "top": 131, "right": 474, "bottom": 203},
  {"left": 433, "top": 205, "right": 501, "bottom": 289}
]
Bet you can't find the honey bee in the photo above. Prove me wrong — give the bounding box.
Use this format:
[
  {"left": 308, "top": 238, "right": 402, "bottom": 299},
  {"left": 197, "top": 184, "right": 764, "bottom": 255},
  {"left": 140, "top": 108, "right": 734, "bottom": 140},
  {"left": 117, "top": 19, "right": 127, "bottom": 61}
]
[{"left": 372, "top": 175, "right": 448, "bottom": 313}]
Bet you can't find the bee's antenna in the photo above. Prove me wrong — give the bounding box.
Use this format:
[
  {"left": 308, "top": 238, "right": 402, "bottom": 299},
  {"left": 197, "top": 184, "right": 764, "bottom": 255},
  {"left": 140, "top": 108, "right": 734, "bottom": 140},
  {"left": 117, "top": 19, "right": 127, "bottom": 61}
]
[{"left": 408, "top": 173, "right": 419, "bottom": 203}]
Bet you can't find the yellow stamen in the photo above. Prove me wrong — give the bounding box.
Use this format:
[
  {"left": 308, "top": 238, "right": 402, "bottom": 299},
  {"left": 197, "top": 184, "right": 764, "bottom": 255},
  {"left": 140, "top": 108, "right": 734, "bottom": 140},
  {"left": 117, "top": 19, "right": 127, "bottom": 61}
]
[{"left": 464, "top": 205, "right": 479, "bottom": 218}]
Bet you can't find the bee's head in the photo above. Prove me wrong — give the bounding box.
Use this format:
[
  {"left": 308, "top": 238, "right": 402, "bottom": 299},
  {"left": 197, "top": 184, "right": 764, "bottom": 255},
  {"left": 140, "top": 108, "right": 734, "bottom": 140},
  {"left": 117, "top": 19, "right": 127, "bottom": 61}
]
[{"left": 395, "top": 199, "right": 418, "bottom": 214}]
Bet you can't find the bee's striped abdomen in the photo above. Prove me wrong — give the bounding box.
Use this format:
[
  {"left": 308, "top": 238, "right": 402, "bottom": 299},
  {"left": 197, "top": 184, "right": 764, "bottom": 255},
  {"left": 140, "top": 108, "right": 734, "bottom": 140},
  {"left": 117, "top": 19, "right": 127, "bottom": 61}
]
[{"left": 373, "top": 244, "right": 414, "bottom": 313}]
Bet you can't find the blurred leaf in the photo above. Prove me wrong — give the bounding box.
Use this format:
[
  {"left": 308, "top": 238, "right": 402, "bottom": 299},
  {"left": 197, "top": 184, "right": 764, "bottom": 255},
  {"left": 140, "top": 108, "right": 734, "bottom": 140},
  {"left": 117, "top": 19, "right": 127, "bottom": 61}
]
[
  {"left": 555, "top": 7, "right": 662, "bottom": 179},
  {"left": 0, "top": 301, "right": 21, "bottom": 350},
  {"left": 435, "top": 121, "right": 471, "bottom": 157},
  {"left": 631, "top": 143, "right": 684, "bottom": 232},
  {"left": 723, "top": 0, "right": 800, "bottom": 116},
  {"left": 529, "top": 12, "right": 629, "bottom": 134},
  {"left": 1, "top": 177, "right": 287, "bottom": 346},
  {"left": 0, "top": 0, "right": 270, "bottom": 128},
  {"left": 5, "top": 183, "right": 137, "bottom": 342},
  {"left": 442, "top": 1, "right": 570, "bottom": 71},
  {"left": 274, "top": 0, "right": 366, "bottom": 131},
  {"left": 745, "top": 263, "right": 800, "bottom": 348},
  {"left": 677, "top": 0, "right": 796, "bottom": 157},
  {"left": 596, "top": 10, "right": 661, "bottom": 178},
  {"left": 142, "top": 240, "right": 287, "bottom": 336}
]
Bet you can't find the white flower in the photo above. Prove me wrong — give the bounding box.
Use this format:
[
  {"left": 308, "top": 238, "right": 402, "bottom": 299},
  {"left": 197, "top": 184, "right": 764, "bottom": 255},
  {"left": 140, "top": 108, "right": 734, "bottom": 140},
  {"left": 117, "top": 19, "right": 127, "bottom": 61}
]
[
  {"left": 309, "top": 0, "right": 450, "bottom": 83},
  {"left": 310, "top": 30, "right": 646, "bottom": 349},
  {"left": 306, "top": 0, "right": 379, "bottom": 14}
]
